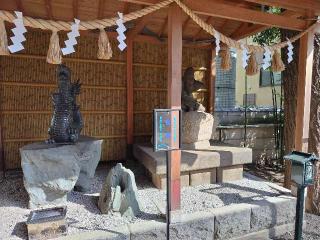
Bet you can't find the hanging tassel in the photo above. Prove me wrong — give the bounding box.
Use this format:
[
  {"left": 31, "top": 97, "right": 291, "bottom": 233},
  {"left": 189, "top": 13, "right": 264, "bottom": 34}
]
[
  {"left": 219, "top": 46, "right": 231, "bottom": 71},
  {"left": 271, "top": 49, "right": 285, "bottom": 72},
  {"left": 47, "top": 30, "right": 62, "bottom": 64},
  {"left": 246, "top": 52, "right": 259, "bottom": 76},
  {"left": 0, "top": 19, "right": 9, "bottom": 55},
  {"left": 97, "top": 28, "right": 113, "bottom": 60}
]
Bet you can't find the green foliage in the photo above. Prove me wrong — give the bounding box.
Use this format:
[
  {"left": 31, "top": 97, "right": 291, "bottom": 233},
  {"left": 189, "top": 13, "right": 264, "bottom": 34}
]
[{"left": 252, "top": 7, "right": 281, "bottom": 46}]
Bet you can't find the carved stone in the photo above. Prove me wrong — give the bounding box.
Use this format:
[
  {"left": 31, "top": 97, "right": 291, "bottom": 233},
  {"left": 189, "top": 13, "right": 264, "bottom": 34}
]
[
  {"left": 20, "top": 137, "right": 103, "bottom": 209},
  {"left": 98, "top": 163, "right": 141, "bottom": 217},
  {"left": 181, "top": 67, "right": 205, "bottom": 112}
]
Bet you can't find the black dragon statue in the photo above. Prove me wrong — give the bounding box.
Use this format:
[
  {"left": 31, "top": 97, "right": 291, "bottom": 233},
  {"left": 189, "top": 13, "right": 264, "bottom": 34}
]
[{"left": 47, "top": 64, "right": 83, "bottom": 144}]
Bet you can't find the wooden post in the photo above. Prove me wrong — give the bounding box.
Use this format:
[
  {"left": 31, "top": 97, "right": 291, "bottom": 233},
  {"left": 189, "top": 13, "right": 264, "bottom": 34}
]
[
  {"left": 208, "top": 48, "right": 216, "bottom": 113},
  {"left": 126, "top": 37, "right": 134, "bottom": 158},
  {"left": 167, "top": 4, "right": 182, "bottom": 216},
  {"left": 292, "top": 30, "right": 315, "bottom": 210}
]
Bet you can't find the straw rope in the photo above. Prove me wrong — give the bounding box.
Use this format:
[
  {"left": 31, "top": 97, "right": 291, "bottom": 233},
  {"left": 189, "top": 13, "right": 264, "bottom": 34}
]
[
  {"left": 0, "top": 0, "right": 174, "bottom": 32},
  {"left": 173, "top": 0, "right": 318, "bottom": 52},
  {"left": 0, "top": 0, "right": 317, "bottom": 53}
]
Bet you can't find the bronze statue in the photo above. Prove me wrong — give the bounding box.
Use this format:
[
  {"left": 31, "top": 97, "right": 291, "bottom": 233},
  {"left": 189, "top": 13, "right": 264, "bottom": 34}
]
[
  {"left": 181, "top": 67, "right": 205, "bottom": 112},
  {"left": 47, "top": 64, "right": 83, "bottom": 144}
]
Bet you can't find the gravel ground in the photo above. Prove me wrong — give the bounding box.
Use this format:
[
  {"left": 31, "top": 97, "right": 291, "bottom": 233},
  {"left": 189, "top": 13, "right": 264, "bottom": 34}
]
[{"left": 0, "top": 161, "right": 317, "bottom": 240}]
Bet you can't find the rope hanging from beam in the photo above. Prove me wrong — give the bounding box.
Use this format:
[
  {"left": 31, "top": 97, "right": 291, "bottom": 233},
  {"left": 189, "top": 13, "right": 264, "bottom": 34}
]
[{"left": 0, "top": 0, "right": 318, "bottom": 67}]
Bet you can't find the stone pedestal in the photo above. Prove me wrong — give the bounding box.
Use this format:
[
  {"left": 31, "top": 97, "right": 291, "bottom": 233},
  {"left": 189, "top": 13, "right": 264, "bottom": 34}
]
[
  {"left": 182, "top": 111, "right": 216, "bottom": 150},
  {"left": 20, "top": 136, "right": 103, "bottom": 209}
]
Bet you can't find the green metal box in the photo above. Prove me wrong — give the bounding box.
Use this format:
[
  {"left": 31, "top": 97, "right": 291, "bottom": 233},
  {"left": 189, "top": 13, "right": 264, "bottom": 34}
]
[{"left": 284, "top": 151, "right": 318, "bottom": 186}]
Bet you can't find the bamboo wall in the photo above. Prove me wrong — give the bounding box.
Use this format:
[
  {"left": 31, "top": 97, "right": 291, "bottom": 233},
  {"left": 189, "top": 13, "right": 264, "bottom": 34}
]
[{"left": 0, "top": 30, "right": 210, "bottom": 170}]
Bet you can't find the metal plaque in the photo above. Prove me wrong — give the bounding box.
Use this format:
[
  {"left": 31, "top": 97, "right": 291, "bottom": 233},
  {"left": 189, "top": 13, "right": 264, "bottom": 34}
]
[{"left": 153, "top": 109, "right": 181, "bottom": 152}]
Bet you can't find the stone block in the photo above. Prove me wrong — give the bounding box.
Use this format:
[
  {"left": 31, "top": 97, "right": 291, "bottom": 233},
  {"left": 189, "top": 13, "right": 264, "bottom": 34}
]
[
  {"left": 182, "top": 111, "right": 215, "bottom": 143},
  {"left": 217, "top": 165, "right": 243, "bottom": 182},
  {"left": 231, "top": 222, "right": 295, "bottom": 240},
  {"left": 182, "top": 140, "right": 210, "bottom": 150},
  {"left": 129, "top": 221, "right": 166, "bottom": 240},
  {"left": 211, "top": 203, "right": 252, "bottom": 239},
  {"left": 57, "top": 226, "right": 130, "bottom": 240},
  {"left": 170, "top": 211, "right": 215, "bottom": 240},
  {"left": 152, "top": 173, "right": 189, "bottom": 189},
  {"left": 190, "top": 168, "right": 216, "bottom": 186},
  {"left": 250, "top": 195, "right": 296, "bottom": 231}
]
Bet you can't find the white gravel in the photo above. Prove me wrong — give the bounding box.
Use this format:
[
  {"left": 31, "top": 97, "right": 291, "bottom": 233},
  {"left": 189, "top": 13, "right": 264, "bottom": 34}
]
[{"left": 0, "top": 162, "right": 286, "bottom": 240}]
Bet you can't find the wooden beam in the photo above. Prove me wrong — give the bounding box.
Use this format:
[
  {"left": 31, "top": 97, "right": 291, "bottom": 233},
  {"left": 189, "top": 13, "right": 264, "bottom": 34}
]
[
  {"left": 232, "top": 10, "right": 303, "bottom": 40},
  {"left": 126, "top": 36, "right": 134, "bottom": 157},
  {"left": 167, "top": 4, "right": 182, "bottom": 213},
  {"left": 294, "top": 30, "right": 314, "bottom": 152},
  {"left": 208, "top": 48, "right": 216, "bottom": 113},
  {"left": 243, "top": 0, "right": 320, "bottom": 15},
  {"left": 182, "top": 17, "right": 191, "bottom": 33},
  {"left": 158, "top": 16, "right": 168, "bottom": 37},
  {"left": 121, "top": 0, "right": 307, "bottom": 31},
  {"left": 73, "top": 0, "right": 78, "bottom": 19},
  {"left": 98, "top": 0, "right": 105, "bottom": 19},
  {"left": 128, "top": 14, "right": 152, "bottom": 38},
  {"left": 15, "top": 0, "right": 23, "bottom": 12},
  {"left": 193, "top": 16, "right": 211, "bottom": 41},
  {"left": 44, "top": 0, "right": 53, "bottom": 20}
]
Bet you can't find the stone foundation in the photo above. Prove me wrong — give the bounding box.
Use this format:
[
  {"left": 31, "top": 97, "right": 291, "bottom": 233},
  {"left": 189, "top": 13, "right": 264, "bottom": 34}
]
[
  {"left": 134, "top": 143, "right": 252, "bottom": 189},
  {"left": 57, "top": 192, "right": 297, "bottom": 240}
]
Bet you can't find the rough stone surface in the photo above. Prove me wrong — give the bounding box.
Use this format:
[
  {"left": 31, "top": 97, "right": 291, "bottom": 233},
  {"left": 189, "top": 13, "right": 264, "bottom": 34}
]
[
  {"left": 182, "top": 111, "right": 215, "bottom": 144},
  {"left": 170, "top": 211, "right": 215, "bottom": 240},
  {"left": 20, "top": 137, "right": 102, "bottom": 209},
  {"left": 217, "top": 165, "right": 243, "bottom": 182},
  {"left": 212, "top": 203, "right": 252, "bottom": 239},
  {"left": 129, "top": 221, "right": 166, "bottom": 240},
  {"left": 151, "top": 173, "right": 190, "bottom": 189},
  {"left": 182, "top": 140, "right": 210, "bottom": 150},
  {"left": 250, "top": 196, "right": 296, "bottom": 231},
  {"left": 98, "top": 163, "right": 142, "bottom": 217},
  {"left": 134, "top": 143, "right": 252, "bottom": 175},
  {"left": 189, "top": 169, "right": 216, "bottom": 186}
]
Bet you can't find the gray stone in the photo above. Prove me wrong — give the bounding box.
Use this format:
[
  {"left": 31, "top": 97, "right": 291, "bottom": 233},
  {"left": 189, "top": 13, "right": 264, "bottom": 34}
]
[
  {"left": 73, "top": 138, "right": 103, "bottom": 192},
  {"left": 182, "top": 111, "right": 215, "bottom": 144},
  {"left": 211, "top": 203, "right": 252, "bottom": 239},
  {"left": 129, "top": 221, "right": 166, "bottom": 240},
  {"left": 170, "top": 211, "right": 215, "bottom": 240},
  {"left": 98, "top": 163, "right": 141, "bottom": 217},
  {"left": 250, "top": 195, "right": 296, "bottom": 231},
  {"left": 20, "top": 136, "right": 103, "bottom": 209}
]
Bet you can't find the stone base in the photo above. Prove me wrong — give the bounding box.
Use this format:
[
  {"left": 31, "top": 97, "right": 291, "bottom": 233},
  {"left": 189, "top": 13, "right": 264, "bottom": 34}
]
[
  {"left": 20, "top": 136, "right": 103, "bottom": 209},
  {"left": 151, "top": 172, "right": 190, "bottom": 190},
  {"left": 182, "top": 140, "right": 210, "bottom": 150},
  {"left": 217, "top": 165, "right": 243, "bottom": 182},
  {"left": 134, "top": 143, "right": 251, "bottom": 189},
  {"left": 190, "top": 168, "right": 216, "bottom": 186},
  {"left": 59, "top": 192, "right": 296, "bottom": 240}
]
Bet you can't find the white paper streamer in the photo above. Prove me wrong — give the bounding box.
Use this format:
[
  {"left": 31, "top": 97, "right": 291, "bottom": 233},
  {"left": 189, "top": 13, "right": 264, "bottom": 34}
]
[
  {"left": 116, "top": 12, "right": 127, "bottom": 51},
  {"left": 286, "top": 38, "right": 294, "bottom": 64},
  {"left": 241, "top": 44, "right": 250, "bottom": 69},
  {"left": 61, "top": 19, "right": 80, "bottom": 55},
  {"left": 262, "top": 45, "right": 272, "bottom": 70},
  {"left": 8, "top": 11, "right": 27, "bottom": 53},
  {"left": 214, "top": 30, "right": 220, "bottom": 56}
]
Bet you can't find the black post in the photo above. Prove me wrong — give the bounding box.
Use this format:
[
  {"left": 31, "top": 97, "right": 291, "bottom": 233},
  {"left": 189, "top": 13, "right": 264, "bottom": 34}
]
[
  {"left": 294, "top": 186, "right": 305, "bottom": 240},
  {"left": 166, "top": 151, "right": 171, "bottom": 240}
]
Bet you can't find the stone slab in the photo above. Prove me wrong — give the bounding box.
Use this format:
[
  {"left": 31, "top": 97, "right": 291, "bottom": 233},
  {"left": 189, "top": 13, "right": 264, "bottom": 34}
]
[
  {"left": 54, "top": 225, "right": 130, "bottom": 240},
  {"left": 250, "top": 195, "right": 296, "bottom": 231},
  {"left": 182, "top": 140, "right": 211, "bottom": 150},
  {"left": 190, "top": 168, "right": 216, "bottom": 186},
  {"left": 21, "top": 136, "right": 103, "bottom": 208},
  {"left": 151, "top": 172, "right": 189, "bottom": 189},
  {"left": 231, "top": 222, "right": 295, "bottom": 240},
  {"left": 211, "top": 203, "right": 252, "bottom": 239},
  {"left": 217, "top": 165, "right": 243, "bottom": 182},
  {"left": 134, "top": 143, "right": 252, "bottom": 175}
]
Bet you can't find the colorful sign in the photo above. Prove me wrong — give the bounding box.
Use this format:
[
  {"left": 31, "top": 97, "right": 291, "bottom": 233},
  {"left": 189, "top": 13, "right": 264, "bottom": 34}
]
[{"left": 153, "top": 109, "right": 181, "bottom": 152}]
